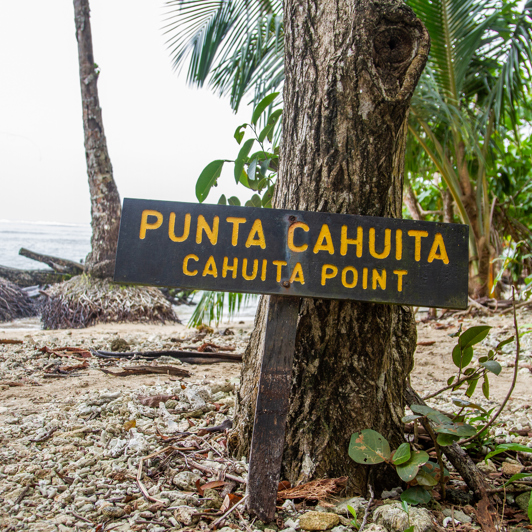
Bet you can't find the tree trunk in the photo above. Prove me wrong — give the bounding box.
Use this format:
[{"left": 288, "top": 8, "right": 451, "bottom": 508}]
[
  {"left": 229, "top": 0, "right": 429, "bottom": 496},
  {"left": 73, "top": 0, "right": 121, "bottom": 279}
]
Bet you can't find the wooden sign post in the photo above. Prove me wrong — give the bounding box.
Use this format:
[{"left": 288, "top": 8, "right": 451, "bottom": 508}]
[{"left": 115, "top": 198, "right": 469, "bottom": 521}]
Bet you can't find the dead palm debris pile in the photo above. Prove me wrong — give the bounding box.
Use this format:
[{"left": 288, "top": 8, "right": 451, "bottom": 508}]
[
  {"left": 0, "top": 277, "right": 37, "bottom": 323},
  {"left": 40, "top": 275, "right": 179, "bottom": 329}
]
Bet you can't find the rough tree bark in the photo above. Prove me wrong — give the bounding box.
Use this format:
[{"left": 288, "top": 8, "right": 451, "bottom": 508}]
[
  {"left": 229, "top": 0, "right": 430, "bottom": 495},
  {"left": 73, "top": 0, "right": 121, "bottom": 279}
]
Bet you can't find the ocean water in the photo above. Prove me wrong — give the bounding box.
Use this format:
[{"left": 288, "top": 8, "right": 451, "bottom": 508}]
[
  {"left": 0, "top": 219, "right": 258, "bottom": 328},
  {"left": 0, "top": 220, "right": 91, "bottom": 270}
]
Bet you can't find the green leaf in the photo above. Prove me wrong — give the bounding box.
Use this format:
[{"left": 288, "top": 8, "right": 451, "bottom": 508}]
[
  {"left": 447, "top": 376, "right": 455, "bottom": 386},
  {"left": 392, "top": 443, "right": 412, "bottom": 465},
  {"left": 496, "top": 336, "right": 515, "bottom": 350},
  {"left": 485, "top": 443, "right": 532, "bottom": 462},
  {"left": 247, "top": 158, "right": 259, "bottom": 187},
  {"left": 196, "top": 160, "right": 225, "bottom": 202},
  {"left": 252, "top": 92, "right": 279, "bottom": 125},
  {"left": 402, "top": 414, "right": 423, "bottom": 423},
  {"left": 261, "top": 185, "right": 274, "bottom": 208},
  {"left": 480, "top": 360, "right": 502, "bottom": 376},
  {"left": 415, "top": 468, "right": 439, "bottom": 487},
  {"left": 504, "top": 473, "right": 532, "bottom": 487},
  {"left": 258, "top": 109, "right": 283, "bottom": 143},
  {"left": 400, "top": 486, "right": 431, "bottom": 505},
  {"left": 528, "top": 492, "right": 532, "bottom": 525},
  {"left": 452, "top": 345, "right": 474, "bottom": 369},
  {"left": 227, "top": 196, "right": 241, "bottom": 206},
  {"left": 436, "top": 432, "right": 460, "bottom": 446},
  {"left": 482, "top": 375, "right": 490, "bottom": 399},
  {"left": 234, "top": 123, "right": 248, "bottom": 144},
  {"left": 218, "top": 194, "right": 227, "bottom": 205},
  {"left": 460, "top": 326, "right": 492, "bottom": 349},
  {"left": 234, "top": 139, "right": 255, "bottom": 184},
  {"left": 452, "top": 398, "right": 487, "bottom": 413},
  {"left": 348, "top": 429, "right": 391, "bottom": 465},
  {"left": 396, "top": 451, "right": 429, "bottom": 482},
  {"left": 466, "top": 378, "right": 479, "bottom": 398},
  {"left": 245, "top": 194, "right": 262, "bottom": 208},
  {"left": 410, "top": 404, "right": 452, "bottom": 425}
]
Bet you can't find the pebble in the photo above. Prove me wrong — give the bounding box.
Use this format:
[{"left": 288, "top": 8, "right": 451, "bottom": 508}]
[{"left": 299, "top": 511, "right": 340, "bottom": 531}]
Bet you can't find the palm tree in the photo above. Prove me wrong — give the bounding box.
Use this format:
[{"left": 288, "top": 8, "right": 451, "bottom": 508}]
[{"left": 164, "top": 0, "right": 532, "bottom": 298}]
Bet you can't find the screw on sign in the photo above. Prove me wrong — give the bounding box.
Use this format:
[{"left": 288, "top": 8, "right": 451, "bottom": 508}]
[{"left": 114, "top": 198, "right": 469, "bottom": 521}]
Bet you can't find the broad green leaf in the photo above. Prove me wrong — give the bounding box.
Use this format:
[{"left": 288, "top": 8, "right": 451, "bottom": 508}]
[
  {"left": 218, "top": 194, "right": 227, "bottom": 205},
  {"left": 447, "top": 376, "right": 455, "bottom": 386},
  {"left": 234, "top": 123, "right": 248, "bottom": 144},
  {"left": 503, "top": 473, "right": 532, "bottom": 487},
  {"left": 247, "top": 158, "right": 259, "bottom": 186},
  {"left": 452, "top": 345, "right": 462, "bottom": 368},
  {"left": 452, "top": 398, "right": 487, "bottom": 413},
  {"left": 464, "top": 368, "right": 476, "bottom": 375},
  {"left": 466, "top": 378, "right": 478, "bottom": 398},
  {"left": 480, "top": 360, "right": 502, "bottom": 375},
  {"left": 482, "top": 375, "right": 490, "bottom": 399},
  {"left": 392, "top": 443, "right": 411, "bottom": 465},
  {"left": 460, "top": 326, "right": 492, "bottom": 349},
  {"left": 452, "top": 346, "right": 474, "bottom": 369},
  {"left": 227, "top": 196, "right": 241, "bottom": 206},
  {"left": 251, "top": 92, "right": 279, "bottom": 125},
  {"left": 485, "top": 443, "right": 532, "bottom": 462},
  {"left": 261, "top": 185, "right": 274, "bottom": 208},
  {"left": 436, "top": 432, "right": 460, "bottom": 446},
  {"left": 234, "top": 139, "right": 255, "bottom": 184},
  {"left": 396, "top": 451, "right": 429, "bottom": 482},
  {"left": 434, "top": 421, "right": 476, "bottom": 437},
  {"left": 258, "top": 109, "right": 283, "bottom": 143},
  {"left": 415, "top": 468, "right": 439, "bottom": 487},
  {"left": 422, "top": 461, "right": 449, "bottom": 482},
  {"left": 410, "top": 404, "right": 452, "bottom": 425},
  {"left": 402, "top": 414, "right": 422, "bottom": 423},
  {"left": 348, "top": 429, "right": 391, "bottom": 465},
  {"left": 196, "top": 160, "right": 225, "bottom": 202},
  {"left": 245, "top": 194, "right": 262, "bottom": 208},
  {"left": 496, "top": 336, "right": 515, "bottom": 350},
  {"left": 400, "top": 486, "right": 431, "bottom": 505}
]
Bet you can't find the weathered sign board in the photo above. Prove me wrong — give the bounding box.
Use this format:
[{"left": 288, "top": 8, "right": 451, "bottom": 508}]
[
  {"left": 115, "top": 198, "right": 469, "bottom": 309},
  {"left": 114, "top": 197, "right": 469, "bottom": 521}
]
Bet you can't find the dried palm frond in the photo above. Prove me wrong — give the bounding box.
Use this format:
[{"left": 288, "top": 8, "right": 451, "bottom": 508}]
[{"left": 0, "top": 277, "right": 37, "bottom": 322}]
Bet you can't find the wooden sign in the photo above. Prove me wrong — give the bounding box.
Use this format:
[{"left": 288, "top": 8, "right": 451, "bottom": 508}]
[
  {"left": 114, "top": 197, "right": 469, "bottom": 522},
  {"left": 114, "top": 198, "right": 469, "bottom": 309}
]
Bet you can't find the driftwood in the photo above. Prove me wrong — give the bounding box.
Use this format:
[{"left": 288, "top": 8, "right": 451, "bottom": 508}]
[
  {"left": 93, "top": 349, "right": 243, "bottom": 364},
  {"left": 19, "top": 248, "right": 84, "bottom": 275},
  {"left": 0, "top": 277, "right": 38, "bottom": 322},
  {"left": 0, "top": 265, "right": 68, "bottom": 287}
]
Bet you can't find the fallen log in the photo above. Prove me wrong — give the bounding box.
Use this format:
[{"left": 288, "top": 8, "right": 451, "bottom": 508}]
[
  {"left": 0, "top": 265, "right": 68, "bottom": 287},
  {"left": 92, "top": 349, "right": 243, "bottom": 363},
  {"left": 19, "top": 248, "right": 85, "bottom": 275}
]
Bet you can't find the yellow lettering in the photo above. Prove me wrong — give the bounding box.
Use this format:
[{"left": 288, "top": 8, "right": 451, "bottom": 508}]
[
  {"left": 342, "top": 266, "right": 358, "bottom": 288},
  {"left": 272, "top": 260, "right": 288, "bottom": 282},
  {"left": 288, "top": 222, "right": 309, "bottom": 252},
  {"left": 395, "top": 229, "right": 402, "bottom": 260},
  {"left": 202, "top": 256, "right": 218, "bottom": 277},
  {"left": 245, "top": 219, "right": 266, "bottom": 249},
  {"left": 242, "top": 258, "right": 259, "bottom": 280},
  {"left": 369, "top": 228, "right": 391, "bottom": 259},
  {"left": 183, "top": 254, "right": 199, "bottom": 276},
  {"left": 363, "top": 268, "right": 368, "bottom": 289},
  {"left": 341, "top": 226, "right": 363, "bottom": 257},
  {"left": 313, "top": 224, "right": 335, "bottom": 255},
  {"left": 168, "top": 212, "right": 191, "bottom": 242},
  {"left": 393, "top": 270, "right": 408, "bottom": 292},
  {"left": 222, "top": 257, "right": 238, "bottom": 279},
  {"left": 196, "top": 215, "right": 219, "bottom": 245},
  {"left": 321, "top": 264, "right": 338, "bottom": 286},
  {"left": 226, "top": 217, "right": 246, "bottom": 246},
  {"left": 407, "top": 230, "right": 429, "bottom": 261},
  {"left": 427, "top": 233, "right": 450, "bottom": 264},
  {"left": 289, "top": 263, "right": 305, "bottom": 285},
  {"left": 139, "top": 210, "right": 163, "bottom": 239},
  {"left": 261, "top": 259, "right": 267, "bottom": 281},
  {"left": 372, "top": 269, "right": 386, "bottom": 290}
]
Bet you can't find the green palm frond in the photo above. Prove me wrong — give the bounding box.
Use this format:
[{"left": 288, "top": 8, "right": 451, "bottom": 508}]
[
  {"left": 188, "top": 290, "right": 257, "bottom": 326},
  {"left": 164, "top": 0, "right": 283, "bottom": 110}
]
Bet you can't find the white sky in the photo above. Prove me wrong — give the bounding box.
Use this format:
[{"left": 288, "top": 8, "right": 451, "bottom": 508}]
[{"left": 0, "top": 1, "right": 253, "bottom": 224}]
